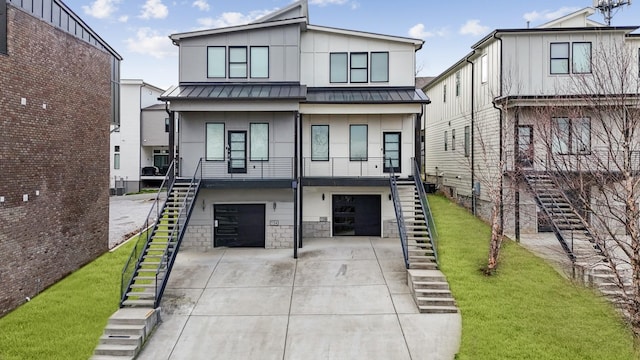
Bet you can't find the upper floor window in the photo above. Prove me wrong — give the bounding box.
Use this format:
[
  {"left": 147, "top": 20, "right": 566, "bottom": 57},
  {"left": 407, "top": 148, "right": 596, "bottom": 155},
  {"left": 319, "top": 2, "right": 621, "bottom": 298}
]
[
  {"left": 311, "top": 125, "right": 329, "bottom": 161},
  {"left": 250, "top": 47, "right": 269, "bottom": 78},
  {"left": 250, "top": 123, "right": 269, "bottom": 161},
  {"left": 207, "top": 46, "right": 226, "bottom": 78},
  {"left": 451, "top": 129, "right": 456, "bottom": 151},
  {"left": 550, "top": 43, "right": 569, "bottom": 74},
  {"left": 0, "top": 0, "right": 6, "bottom": 55},
  {"left": 350, "top": 53, "right": 368, "bottom": 83},
  {"left": 572, "top": 42, "right": 592, "bottom": 74},
  {"left": 165, "top": 118, "right": 170, "bottom": 133},
  {"left": 370, "top": 52, "right": 389, "bottom": 82},
  {"left": 444, "top": 131, "right": 448, "bottom": 151},
  {"left": 455, "top": 71, "right": 461, "bottom": 97},
  {"left": 443, "top": 84, "right": 447, "bottom": 103},
  {"left": 330, "top": 53, "right": 348, "bottom": 83},
  {"left": 229, "top": 47, "right": 247, "bottom": 78},
  {"left": 552, "top": 117, "right": 591, "bottom": 154},
  {"left": 481, "top": 55, "right": 488, "bottom": 83},
  {"left": 206, "top": 123, "right": 225, "bottom": 161},
  {"left": 464, "top": 126, "right": 470, "bottom": 157},
  {"left": 350, "top": 125, "right": 368, "bottom": 161}
]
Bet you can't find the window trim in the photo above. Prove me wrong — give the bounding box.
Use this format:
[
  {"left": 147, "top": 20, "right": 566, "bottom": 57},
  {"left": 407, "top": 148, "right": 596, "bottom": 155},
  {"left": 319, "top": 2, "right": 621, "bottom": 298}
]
[
  {"left": 206, "top": 46, "right": 226, "bottom": 78},
  {"left": 350, "top": 52, "right": 369, "bottom": 84},
  {"left": 455, "top": 71, "right": 461, "bottom": 97},
  {"left": 249, "top": 123, "right": 269, "bottom": 161},
  {"left": 228, "top": 46, "right": 247, "bottom": 79},
  {"left": 205, "top": 123, "right": 225, "bottom": 161},
  {"left": 311, "top": 125, "right": 330, "bottom": 161},
  {"left": 250, "top": 46, "right": 269, "bottom": 79},
  {"left": 464, "top": 126, "right": 470, "bottom": 157},
  {"left": 349, "top": 124, "right": 368, "bottom": 161},
  {"left": 370, "top": 51, "right": 389, "bottom": 83},
  {"left": 480, "top": 54, "right": 488, "bottom": 83},
  {"left": 330, "top": 52, "right": 348, "bottom": 83},
  {"left": 572, "top": 42, "right": 592, "bottom": 74},
  {"left": 550, "top": 42, "right": 570, "bottom": 75}
]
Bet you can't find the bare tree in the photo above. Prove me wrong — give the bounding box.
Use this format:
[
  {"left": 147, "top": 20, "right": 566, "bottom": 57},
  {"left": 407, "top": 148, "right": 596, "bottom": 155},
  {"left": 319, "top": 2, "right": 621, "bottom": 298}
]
[{"left": 533, "top": 40, "right": 640, "bottom": 335}]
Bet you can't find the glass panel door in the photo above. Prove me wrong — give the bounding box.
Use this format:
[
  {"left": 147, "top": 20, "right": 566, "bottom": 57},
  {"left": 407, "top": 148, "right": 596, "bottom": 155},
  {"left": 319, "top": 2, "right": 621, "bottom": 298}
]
[
  {"left": 384, "top": 132, "right": 401, "bottom": 173},
  {"left": 228, "top": 131, "right": 247, "bottom": 173}
]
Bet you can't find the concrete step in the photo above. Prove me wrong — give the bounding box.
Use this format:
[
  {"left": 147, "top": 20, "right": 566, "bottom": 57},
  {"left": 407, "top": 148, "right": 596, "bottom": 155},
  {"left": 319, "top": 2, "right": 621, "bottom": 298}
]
[
  {"left": 418, "top": 305, "right": 459, "bottom": 314},
  {"left": 414, "top": 288, "right": 452, "bottom": 298},
  {"left": 122, "top": 299, "right": 156, "bottom": 307},
  {"left": 408, "top": 269, "right": 446, "bottom": 282},
  {"left": 126, "top": 291, "right": 156, "bottom": 299},
  {"left": 104, "top": 324, "right": 146, "bottom": 336},
  {"left": 413, "top": 281, "right": 450, "bottom": 290},
  {"left": 415, "top": 297, "right": 456, "bottom": 307},
  {"left": 409, "top": 255, "right": 437, "bottom": 262},
  {"left": 99, "top": 334, "right": 142, "bottom": 347},
  {"left": 90, "top": 355, "right": 134, "bottom": 360},
  {"left": 409, "top": 262, "right": 438, "bottom": 270},
  {"left": 94, "top": 344, "right": 138, "bottom": 357}
]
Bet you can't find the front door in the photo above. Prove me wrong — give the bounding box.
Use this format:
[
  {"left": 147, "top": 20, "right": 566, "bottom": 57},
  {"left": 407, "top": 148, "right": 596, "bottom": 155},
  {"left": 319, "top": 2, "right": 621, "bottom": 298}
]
[
  {"left": 228, "top": 131, "right": 247, "bottom": 174},
  {"left": 383, "top": 132, "right": 401, "bottom": 173},
  {"left": 517, "top": 125, "right": 534, "bottom": 168},
  {"left": 214, "top": 204, "right": 265, "bottom": 247}
]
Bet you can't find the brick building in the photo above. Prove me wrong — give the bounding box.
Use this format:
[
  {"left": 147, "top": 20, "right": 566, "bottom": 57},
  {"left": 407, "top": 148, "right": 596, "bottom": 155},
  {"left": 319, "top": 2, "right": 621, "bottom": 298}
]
[{"left": 0, "top": 0, "right": 121, "bottom": 316}]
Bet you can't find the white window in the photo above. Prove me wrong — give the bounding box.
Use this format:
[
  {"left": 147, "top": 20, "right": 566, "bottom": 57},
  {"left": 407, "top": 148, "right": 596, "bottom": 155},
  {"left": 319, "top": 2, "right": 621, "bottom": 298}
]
[
  {"left": 350, "top": 53, "right": 368, "bottom": 83},
  {"left": 550, "top": 43, "right": 570, "bottom": 74},
  {"left": 206, "top": 123, "right": 225, "bottom": 160},
  {"left": 311, "top": 125, "right": 329, "bottom": 161},
  {"left": 330, "top": 53, "right": 348, "bottom": 83},
  {"left": 207, "top": 46, "right": 226, "bottom": 78},
  {"left": 370, "top": 52, "right": 389, "bottom": 82},
  {"left": 572, "top": 42, "right": 592, "bottom": 74},
  {"left": 229, "top": 47, "right": 247, "bottom": 78},
  {"left": 481, "top": 54, "right": 488, "bottom": 83},
  {"left": 250, "top": 123, "right": 269, "bottom": 161},
  {"left": 350, "top": 125, "right": 368, "bottom": 161},
  {"left": 250, "top": 47, "right": 269, "bottom": 78}
]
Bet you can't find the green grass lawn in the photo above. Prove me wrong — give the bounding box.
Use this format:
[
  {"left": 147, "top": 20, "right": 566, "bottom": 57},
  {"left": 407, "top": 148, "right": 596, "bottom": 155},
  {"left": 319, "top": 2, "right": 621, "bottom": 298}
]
[
  {"left": 0, "top": 240, "right": 135, "bottom": 360},
  {"left": 428, "top": 195, "right": 640, "bottom": 359}
]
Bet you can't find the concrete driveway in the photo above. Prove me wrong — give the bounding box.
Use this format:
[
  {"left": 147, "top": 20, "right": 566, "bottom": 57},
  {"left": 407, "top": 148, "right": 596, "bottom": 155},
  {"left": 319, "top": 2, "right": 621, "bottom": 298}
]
[{"left": 137, "top": 237, "right": 461, "bottom": 360}]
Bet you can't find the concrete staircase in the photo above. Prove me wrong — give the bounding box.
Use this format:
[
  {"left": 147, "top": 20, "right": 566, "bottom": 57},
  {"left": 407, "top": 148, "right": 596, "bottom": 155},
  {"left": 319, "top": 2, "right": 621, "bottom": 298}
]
[
  {"left": 396, "top": 180, "right": 437, "bottom": 271},
  {"left": 91, "top": 308, "right": 159, "bottom": 360},
  {"left": 407, "top": 269, "right": 458, "bottom": 314}
]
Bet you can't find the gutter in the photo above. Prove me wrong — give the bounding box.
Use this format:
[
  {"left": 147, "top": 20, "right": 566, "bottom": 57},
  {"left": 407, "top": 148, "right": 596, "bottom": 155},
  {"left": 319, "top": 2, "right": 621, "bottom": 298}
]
[{"left": 465, "top": 50, "right": 476, "bottom": 215}]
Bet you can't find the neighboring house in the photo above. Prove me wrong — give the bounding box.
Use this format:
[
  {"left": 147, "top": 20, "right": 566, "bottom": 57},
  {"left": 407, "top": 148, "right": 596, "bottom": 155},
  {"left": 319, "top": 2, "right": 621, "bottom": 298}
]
[
  {"left": 0, "top": 0, "right": 121, "bottom": 316},
  {"left": 424, "top": 8, "right": 640, "bottom": 237},
  {"left": 110, "top": 79, "right": 167, "bottom": 194},
  {"left": 159, "top": 0, "right": 428, "bottom": 250}
]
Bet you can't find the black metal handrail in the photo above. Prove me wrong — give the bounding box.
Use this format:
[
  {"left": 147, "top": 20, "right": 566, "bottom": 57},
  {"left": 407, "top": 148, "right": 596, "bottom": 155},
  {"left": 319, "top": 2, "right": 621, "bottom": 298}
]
[
  {"left": 389, "top": 165, "right": 409, "bottom": 269},
  {"left": 153, "top": 158, "right": 202, "bottom": 308},
  {"left": 120, "top": 161, "right": 175, "bottom": 306},
  {"left": 412, "top": 158, "right": 439, "bottom": 266}
]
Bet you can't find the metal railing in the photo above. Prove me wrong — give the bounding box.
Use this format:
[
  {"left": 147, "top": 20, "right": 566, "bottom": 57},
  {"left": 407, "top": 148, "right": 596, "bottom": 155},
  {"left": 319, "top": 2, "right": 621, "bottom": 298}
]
[
  {"left": 389, "top": 166, "right": 409, "bottom": 269},
  {"left": 412, "top": 159, "right": 439, "bottom": 266},
  {"left": 120, "top": 161, "right": 175, "bottom": 305},
  {"left": 505, "top": 148, "right": 640, "bottom": 173},
  {"left": 198, "top": 157, "right": 294, "bottom": 179},
  {"left": 303, "top": 157, "right": 404, "bottom": 178}
]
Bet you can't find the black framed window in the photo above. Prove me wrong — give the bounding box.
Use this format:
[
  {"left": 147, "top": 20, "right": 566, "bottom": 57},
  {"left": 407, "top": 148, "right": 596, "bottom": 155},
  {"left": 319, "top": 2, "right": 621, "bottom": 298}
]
[
  {"left": 370, "top": 52, "right": 389, "bottom": 82},
  {"left": 552, "top": 117, "right": 591, "bottom": 154},
  {"left": 350, "top": 125, "right": 368, "bottom": 161},
  {"left": 455, "top": 71, "right": 461, "bottom": 97},
  {"left": 165, "top": 118, "right": 170, "bottom": 133},
  {"left": 350, "top": 53, "right": 368, "bottom": 83},
  {"left": 572, "top": 42, "right": 591, "bottom": 74},
  {"left": 464, "top": 126, "right": 470, "bottom": 157},
  {"left": 0, "top": 0, "right": 6, "bottom": 55},
  {"left": 444, "top": 131, "right": 448, "bottom": 151},
  {"left": 451, "top": 129, "right": 456, "bottom": 151},
  {"left": 443, "top": 84, "right": 447, "bottom": 103},
  {"left": 229, "top": 47, "right": 247, "bottom": 78},
  {"left": 207, "top": 46, "right": 226, "bottom": 78},
  {"left": 250, "top": 46, "right": 269, "bottom": 78},
  {"left": 550, "top": 42, "right": 569, "bottom": 74},
  {"left": 206, "top": 123, "right": 225, "bottom": 161},
  {"left": 311, "top": 125, "right": 329, "bottom": 161},
  {"left": 330, "top": 53, "right": 348, "bottom": 83},
  {"left": 250, "top": 123, "right": 269, "bottom": 161}
]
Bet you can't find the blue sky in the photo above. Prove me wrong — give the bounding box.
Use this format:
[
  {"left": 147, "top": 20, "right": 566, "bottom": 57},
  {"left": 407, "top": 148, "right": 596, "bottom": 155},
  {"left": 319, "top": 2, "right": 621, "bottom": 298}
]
[{"left": 62, "top": 0, "right": 640, "bottom": 90}]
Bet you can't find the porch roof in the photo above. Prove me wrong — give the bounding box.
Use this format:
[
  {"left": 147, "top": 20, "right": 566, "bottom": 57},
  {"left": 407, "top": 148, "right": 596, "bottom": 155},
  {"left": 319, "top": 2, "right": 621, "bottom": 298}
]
[
  {"left": 303, "top": 87, "right": 430, "bottom": 104},
  {"left": 159, "top": 83, "right": 307, "bottom": 101}
]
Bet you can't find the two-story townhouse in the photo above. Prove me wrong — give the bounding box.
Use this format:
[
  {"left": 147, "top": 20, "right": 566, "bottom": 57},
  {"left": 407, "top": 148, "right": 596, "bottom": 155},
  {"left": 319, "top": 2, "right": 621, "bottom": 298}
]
[
  {"left": 424, "top": 8, "right": 640, "bottom": 257},
  {"left": 110, "top": 79, "right": 167, "bottom": 194},
  {"left": 159, "top": 0, "right": 428, "bottom": 251},
  {"left": 0, "top": 0, "right": 121, "bottom": 316}
]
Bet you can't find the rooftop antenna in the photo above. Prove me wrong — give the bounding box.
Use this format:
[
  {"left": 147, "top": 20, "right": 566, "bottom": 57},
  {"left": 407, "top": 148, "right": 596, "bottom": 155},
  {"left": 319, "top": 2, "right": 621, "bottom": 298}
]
[{"left": 593, "top": 0, "right": 632, "bottom": 25}]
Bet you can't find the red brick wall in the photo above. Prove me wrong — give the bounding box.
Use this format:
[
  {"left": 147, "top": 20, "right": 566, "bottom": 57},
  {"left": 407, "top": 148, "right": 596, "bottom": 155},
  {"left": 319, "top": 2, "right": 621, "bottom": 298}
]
[{"left": 0, "top": 6, "right": 111, "bottom": 316}]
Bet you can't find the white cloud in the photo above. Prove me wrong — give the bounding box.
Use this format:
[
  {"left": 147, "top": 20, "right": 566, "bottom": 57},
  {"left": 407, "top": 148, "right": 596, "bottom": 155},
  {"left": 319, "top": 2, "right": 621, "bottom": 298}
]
[
  {"left": 140, "top": 0, "right": 169, "bottom": 20},
  {"left": 408, "top": 23, "right": 447, "bottom": 39},
  {"left": 118, "top": 15, "right": 129, "bottom": 23},
  {"left": 523, "top": 6, "right": 580, "bottom": 23},
  {"left": 124, "top": 28, "right": 176, "bottom": 59},
  {"left": 196, "top": 9, "right": 273, "bottom": 29},
  {"left": 82, "top": 0, "right": 120, "bottom": 19},
  {"left": 192, "top": 0, "right": 210, "bottom": 11},
  {"left": 459, "top": 19, "right": 489, "bottom": 36}
]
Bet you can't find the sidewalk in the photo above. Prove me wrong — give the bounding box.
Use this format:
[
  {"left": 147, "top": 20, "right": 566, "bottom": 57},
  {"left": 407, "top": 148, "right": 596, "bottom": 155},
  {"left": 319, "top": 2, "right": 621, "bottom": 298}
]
[{"left": 137, "top": 237, "right": 461, "bottom": 360}]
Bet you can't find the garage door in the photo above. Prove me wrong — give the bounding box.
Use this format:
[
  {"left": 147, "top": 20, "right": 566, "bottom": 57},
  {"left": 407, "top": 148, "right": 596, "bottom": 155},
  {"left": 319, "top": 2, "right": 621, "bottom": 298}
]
[
  {"left": 214, "top": 204, "right": 265, "bottom": 247},
  {"left": 332, "top": 195, "right": 381, "bottom": 236}
]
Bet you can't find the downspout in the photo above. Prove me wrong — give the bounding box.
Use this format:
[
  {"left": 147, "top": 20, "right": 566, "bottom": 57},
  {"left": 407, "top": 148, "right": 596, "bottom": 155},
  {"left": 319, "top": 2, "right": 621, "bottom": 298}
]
[
  {"left": 298, "top": 112, "right": 304, "bottom": 249},
  {"left": 293, "top": 111, "right": 300, "bottom": 259},
  {"left": 490, "top": 32, "right": 504, "bottom": 234},
  {"left": 465, "top": 51, "right": 476, "bottom": 215},
  {"left": 164, "top": 102, "right": 175, "bottom": 182},
  {"left": 416, "top": 105, "right": 424, "bottom": 175}
]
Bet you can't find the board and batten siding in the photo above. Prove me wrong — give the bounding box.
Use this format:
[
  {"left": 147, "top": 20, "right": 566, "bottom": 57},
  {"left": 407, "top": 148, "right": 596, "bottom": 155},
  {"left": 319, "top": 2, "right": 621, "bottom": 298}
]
[
  {"left": 300, "top": 30, "right": 417, "bottom": 87},
  {"left": 178, "top": 24, "right": 301, "bottom": 83}
]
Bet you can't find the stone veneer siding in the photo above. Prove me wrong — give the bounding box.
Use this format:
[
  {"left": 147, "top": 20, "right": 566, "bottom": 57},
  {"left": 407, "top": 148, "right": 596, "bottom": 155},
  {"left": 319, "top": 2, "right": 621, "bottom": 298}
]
[
  {"left": 0, "top": 6, "right": 112, "bottom": 316},
  {"left": 302, "top": 221, "right": 331, "bottom": 238},
  {"left": 181, "top": 224, "right": 294, "bottom": 250}
]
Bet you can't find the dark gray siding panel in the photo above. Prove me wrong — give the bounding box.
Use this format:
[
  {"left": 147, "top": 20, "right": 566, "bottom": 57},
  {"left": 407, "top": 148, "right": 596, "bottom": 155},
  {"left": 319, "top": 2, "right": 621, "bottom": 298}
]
[{"left": 0, "top": 0, "right": 6, "bottom": 54}]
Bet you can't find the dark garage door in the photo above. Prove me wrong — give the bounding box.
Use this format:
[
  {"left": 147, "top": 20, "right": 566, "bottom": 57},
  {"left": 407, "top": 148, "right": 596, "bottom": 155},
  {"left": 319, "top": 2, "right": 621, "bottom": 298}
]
[
  {"left": 214, "top": 204, "right": 265, "bottom": 247},
  {"left": 332, "top": 195, "right": 381, "bottom": 236}
]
